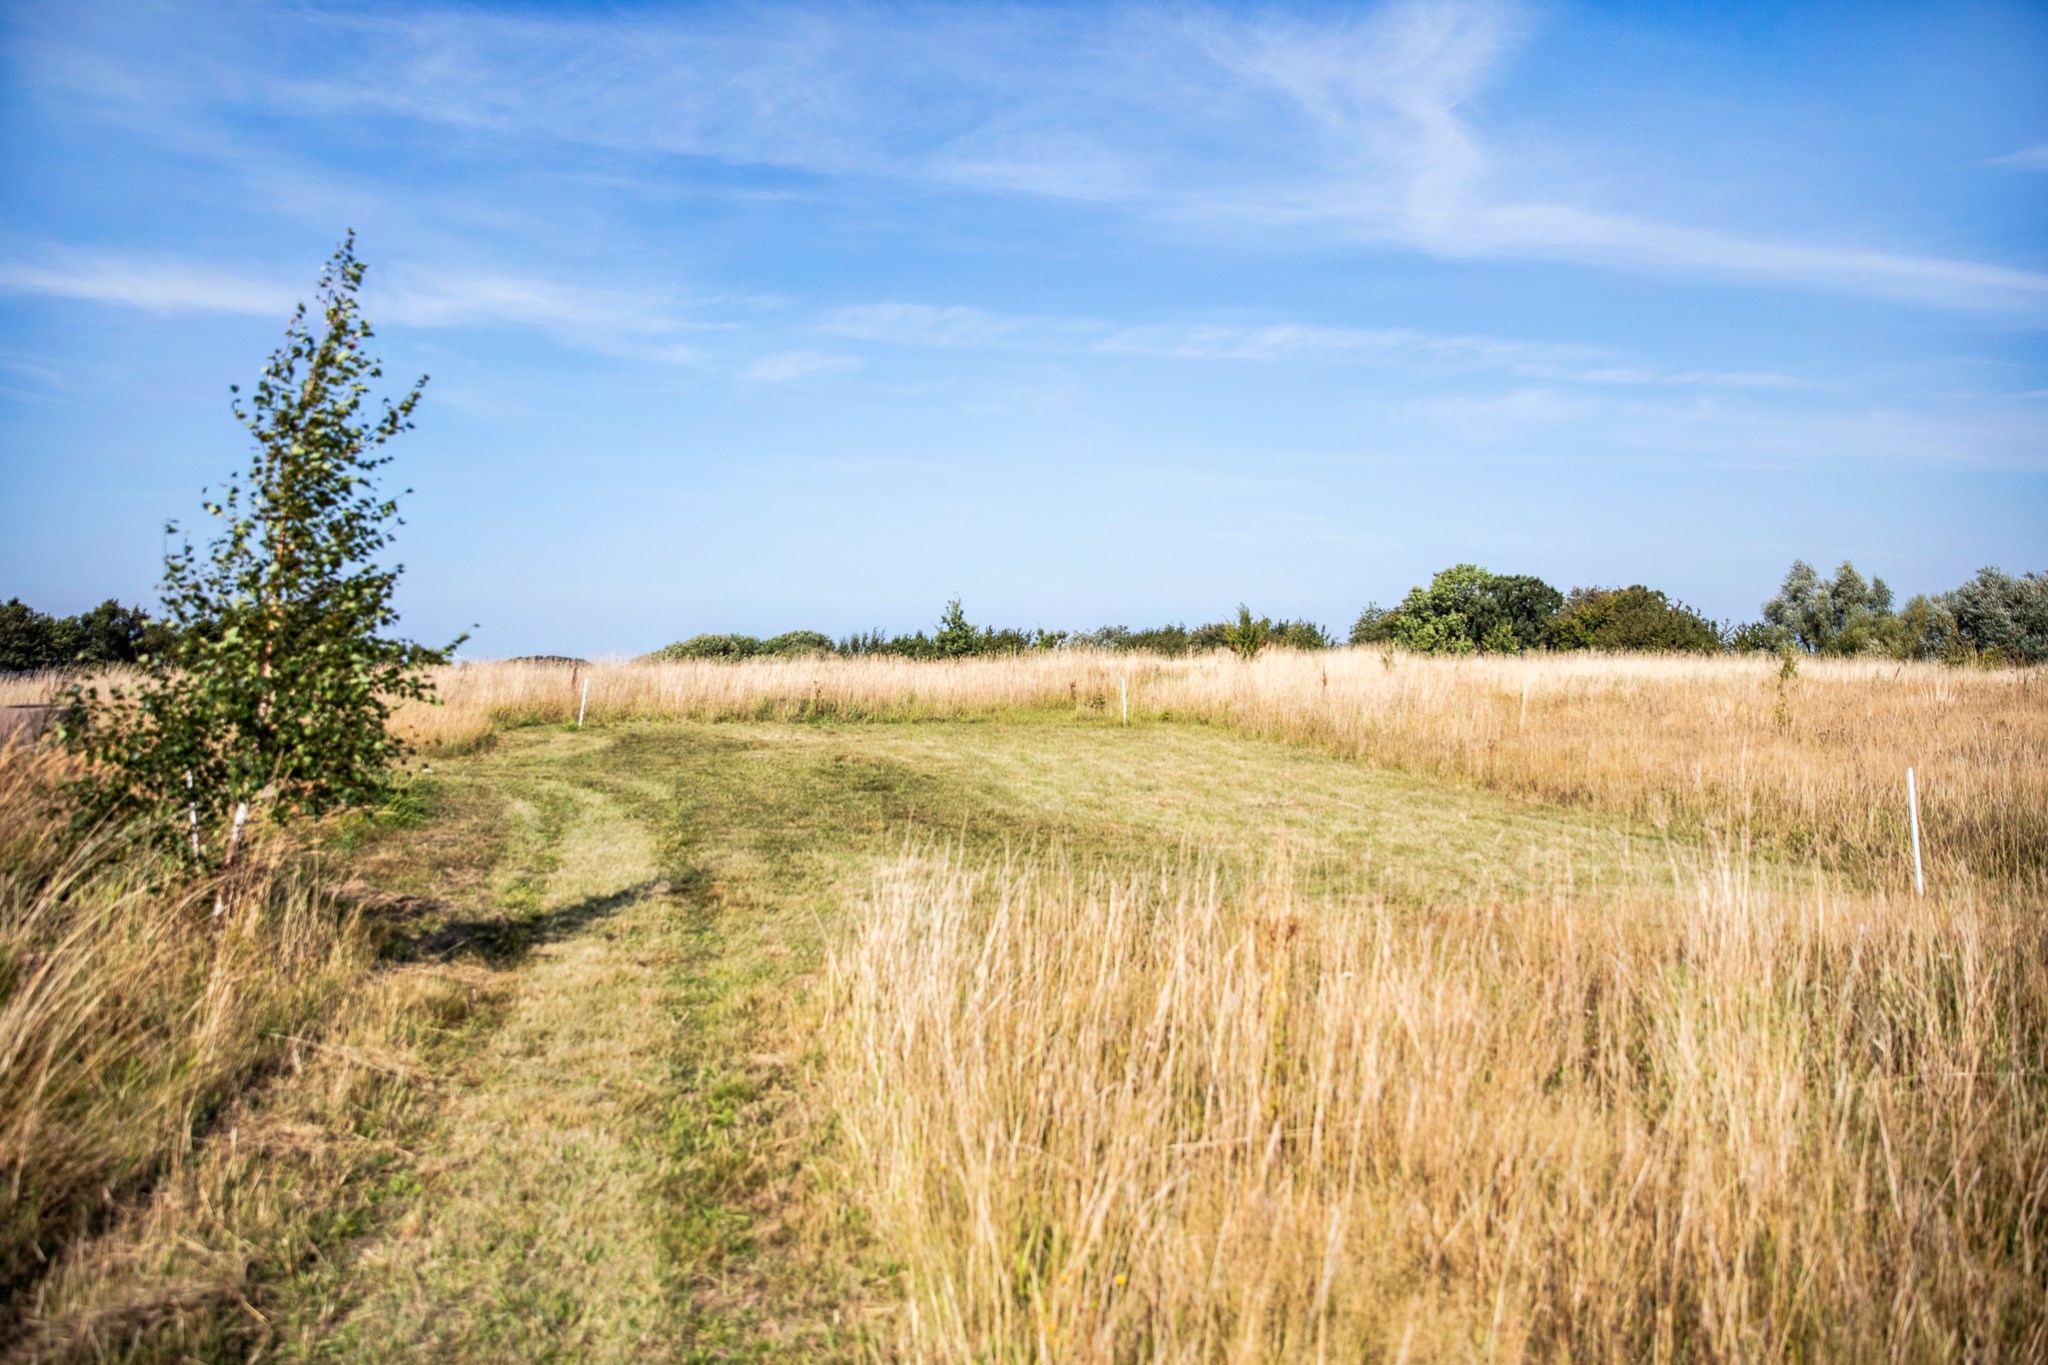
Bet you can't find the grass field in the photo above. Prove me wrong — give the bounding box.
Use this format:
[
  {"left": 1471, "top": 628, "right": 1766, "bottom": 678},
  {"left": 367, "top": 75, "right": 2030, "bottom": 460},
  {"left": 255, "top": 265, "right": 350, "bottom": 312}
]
[{"left": 4, "top": 654, "right": 2044, "bottom": 1360}]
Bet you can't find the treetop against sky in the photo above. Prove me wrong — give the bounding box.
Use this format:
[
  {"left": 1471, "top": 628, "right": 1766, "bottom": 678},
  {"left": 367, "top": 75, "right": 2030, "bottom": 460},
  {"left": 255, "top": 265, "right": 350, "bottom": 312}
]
[{"left": 1, "top": 0, "right": 2043, "bottom": 656}]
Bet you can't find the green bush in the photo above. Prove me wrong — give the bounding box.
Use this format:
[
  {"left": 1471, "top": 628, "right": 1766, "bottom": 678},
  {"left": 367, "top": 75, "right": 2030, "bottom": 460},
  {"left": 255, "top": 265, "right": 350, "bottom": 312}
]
[
  {"left": 1761, "top": 560, "right": 1895, "bottom": 655},
  {"left": 1221, "top": 605, "right": 1270, "bottom": 659},
  {"left": 649, "top": 634, "right": 762, "bottom": 661},
  {"left": 835, "top": 600, "right": 1041, "bottom": 660},
  {"left": 1550, "top": 585, "right": 1722, "bottom": 653},
  {"left": 1727, "top": 621, "right": 1796, "bottom": 654},
  {"left": 1898, "top": 567, "right": 2048, "bottom": 664},
  {"left": 1269, "top": 618, "right": 1332, "bottom": 650},
  {"left": 647, "top": 632, "right": 838, "bottom": 661},
  {"left": 1065, "top": 625, "right": 1198, "bottom": 655},
  {"left": 1348, "top": 603, "right": 1401, "bottom": 645},
  {"left": 1385, "top": 565, "right": 1563, "bottom": 654},
  {"left": 761, "top": 630, "right": 836, "bottom": 658},
  {"left": 1123, "top": 625, "right": 1191, "bottom": 655}
]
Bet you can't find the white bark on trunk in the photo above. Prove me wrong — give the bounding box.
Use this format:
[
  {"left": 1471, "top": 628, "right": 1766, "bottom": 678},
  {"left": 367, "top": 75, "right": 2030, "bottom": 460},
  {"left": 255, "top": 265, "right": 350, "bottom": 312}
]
[{"left": 213, "top": 799, "right": 251, "bottom": 924}]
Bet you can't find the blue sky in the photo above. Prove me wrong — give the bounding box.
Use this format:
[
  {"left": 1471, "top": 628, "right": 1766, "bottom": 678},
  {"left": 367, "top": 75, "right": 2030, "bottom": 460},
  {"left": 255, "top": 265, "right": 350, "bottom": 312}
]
[{"left": 2, "top": 0, "right": 2043, "bottom": 655}]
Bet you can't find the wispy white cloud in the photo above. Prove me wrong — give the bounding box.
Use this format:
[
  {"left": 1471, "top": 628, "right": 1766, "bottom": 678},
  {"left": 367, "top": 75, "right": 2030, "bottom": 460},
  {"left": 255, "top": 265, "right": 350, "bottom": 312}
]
[
  {"left": 0, "top": 255, "right": 299, "bottom": 316},
  {"left": 0, "top": 348, "right": 75, "bottom": 391},
  {"left": 746, "top": 349, "right": 857, "bottom": 382},
  {"left": 821, "top": 302, "right": 1795, "bottom": 390},
  {"left": 33, "top": 0, "right": 2038, "bottom": 312},
  {"left": 376, "top": 268, "right": 679, "bottom": 336},
  {"left": 1379, "top": 381, "right": 2048, "bottom": 470},
  {"left": 0, "top": 249, "right": 699, "bottom": 346},
  {"left": 821, "top": 304, "right": 1093, "bottom": 351},
  {"left": 1989, "top": 144, "right": 2048, "bottom": 170}
]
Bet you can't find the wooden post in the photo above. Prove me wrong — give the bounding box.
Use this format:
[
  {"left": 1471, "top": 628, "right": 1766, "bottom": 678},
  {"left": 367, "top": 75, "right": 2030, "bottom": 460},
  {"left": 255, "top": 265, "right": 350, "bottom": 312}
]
[
  {"left": 1907, "top": 767, "right": 1924, "bottom": 896},
  {"left": 578, "top": 678, "right": 590, "bottom": 729}
]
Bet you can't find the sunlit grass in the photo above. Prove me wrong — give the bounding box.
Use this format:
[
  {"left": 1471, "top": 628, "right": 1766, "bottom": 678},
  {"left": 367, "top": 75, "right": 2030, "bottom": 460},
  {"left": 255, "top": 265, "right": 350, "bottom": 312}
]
[
  {"left": 826, "top": 846, "right": 2048, "bottom": 1361},
  {"left": 407, "top": 649, "right": 2047, "bottom": 887},
  {"left": 6, "top": 645, "right": 2041, "bottom": 1360}
]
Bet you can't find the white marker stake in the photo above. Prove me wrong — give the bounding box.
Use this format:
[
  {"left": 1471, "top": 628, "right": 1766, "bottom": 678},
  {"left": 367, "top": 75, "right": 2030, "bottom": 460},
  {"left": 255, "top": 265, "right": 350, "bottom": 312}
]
[
  {"left": 1121, "top": 675, "right": 1128, "bottom": 725},
  {"left": 578, "top": 678, "right": 590, "bottom": 730},
  {"left": 1907, "top": 767, "right": 1924, "bottom": 896}
]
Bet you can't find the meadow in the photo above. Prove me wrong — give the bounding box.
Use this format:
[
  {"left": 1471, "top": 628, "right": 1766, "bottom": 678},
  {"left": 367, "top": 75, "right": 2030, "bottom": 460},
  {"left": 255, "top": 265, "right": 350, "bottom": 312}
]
[
  {"left": 2, "top": 650, "right": 2043, "bottom": 1361},
  {"left": 404, "top": 648, "right": 2045, "bottom": 886}
]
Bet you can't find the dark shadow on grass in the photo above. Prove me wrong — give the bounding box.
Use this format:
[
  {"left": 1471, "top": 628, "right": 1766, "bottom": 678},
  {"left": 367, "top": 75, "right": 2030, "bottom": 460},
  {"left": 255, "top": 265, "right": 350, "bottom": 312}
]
[{"left": 371, "top": 878, "right": 674, "bottom": 968}]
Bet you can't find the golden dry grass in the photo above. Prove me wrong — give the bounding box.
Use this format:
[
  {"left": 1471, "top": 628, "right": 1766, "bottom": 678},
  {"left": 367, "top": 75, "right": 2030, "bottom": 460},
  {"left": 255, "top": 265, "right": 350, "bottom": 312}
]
[
  {"left": 0, "top": 672, "right": 71, "bottom": 707},
  {"left": 825, "top": 848, "right": 2048, "bottom": 1362},
  {"left": 406, "top": 650, "right": 2047, "bottom": 886},
  {"left": 5, "top": 647, "right": 2040, "bottom": 1360},
  {"left": 0, "top": 745, "right": 371, "bottom": 1322}
]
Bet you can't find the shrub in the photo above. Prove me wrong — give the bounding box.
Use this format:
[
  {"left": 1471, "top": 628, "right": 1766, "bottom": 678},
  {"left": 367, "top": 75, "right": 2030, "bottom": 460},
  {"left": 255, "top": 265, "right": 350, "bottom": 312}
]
[
  {"left": 1761, "top": 560, "right": 1896, "bottom": 655},
  {"left": 1064, "top": 625, "right": 1196, "bottom": 655},
  {"left": 1348, "top": 603, "right": 1401, "bottom": 645},
  {"left": 761, "top": 630, "right": 836, "bottom": 658},
  {"left": 1551, "top": 585, "right": 1722, "bottom": 653},
  {"left": 1123, "top": 625, "right": 1192, "bottom": 655},
  {"left": 831, "top": 601, "right": 1040, "bottom": 661},
  {"left": 1389, "top": 565, "right": 1562, "bottom": 654},
  {"left": 1220, "top": 606, "right": 1270, "bottom": 659},
  {"left": 1901, "top": 567, "right": 2048, "bottom": 664},
  {"left": 649, "top": 634, "right": 763, "bottom": 660},
  {"left": 1728, "top": 621, "right": 1797, "bottom": 654},
  {"left": 834, "top": 629, "right": 897, "bottom": 657},
  {"left": 933, "top": 598, "right": 984, "bottom": 658},
  {"left": 1065, "top": 626, "right": 1128, "bottom": 651},
  {"left": 1269, "top": 618, "right": 1332, "bottom": 650}
]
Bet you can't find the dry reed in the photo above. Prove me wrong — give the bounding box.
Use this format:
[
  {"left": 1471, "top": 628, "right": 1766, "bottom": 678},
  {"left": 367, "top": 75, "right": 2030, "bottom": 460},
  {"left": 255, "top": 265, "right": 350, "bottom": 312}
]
[{"left": 825, "top": 849, "right": 2048, "bottom": 1362}]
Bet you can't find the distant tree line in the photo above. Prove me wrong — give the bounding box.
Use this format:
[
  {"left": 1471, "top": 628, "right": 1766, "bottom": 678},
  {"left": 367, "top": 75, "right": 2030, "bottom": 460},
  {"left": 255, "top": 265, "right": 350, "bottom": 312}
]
[
  {"left": 13, "top": 559, "right": 2042, "bottom": 677},
  {"left": 650, "top": 560, "right": 2046, "bottom": 666},
  {"left": 1351, "top": 560, "right": 2045, "bottom": 662},
  {"left": 0, "top": 598, "right": 178, "bottom": 672},
  {"left": 647, "top": 598, "right": 1333, "bottom": 662}
]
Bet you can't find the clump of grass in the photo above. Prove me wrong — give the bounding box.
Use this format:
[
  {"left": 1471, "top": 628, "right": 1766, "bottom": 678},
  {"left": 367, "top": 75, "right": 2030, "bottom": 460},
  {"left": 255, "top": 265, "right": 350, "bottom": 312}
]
[
  {"left": 0, "top": 744, "right": 372, "bottom": 1320},
  {"left": 824, "top": 849, "right": 2048, "bottom": 1361},
  {"left": 0, "top": 670, "right": 75, "bottom": 707}
]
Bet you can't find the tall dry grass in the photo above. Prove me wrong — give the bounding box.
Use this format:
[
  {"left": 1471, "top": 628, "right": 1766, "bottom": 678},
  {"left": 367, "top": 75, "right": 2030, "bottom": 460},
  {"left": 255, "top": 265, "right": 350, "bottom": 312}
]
[
  {"left": 825, "top": 850, "right": 2048, "bottom": 1362},
  {"left": 0, "top": 744, "right": 371, "bottom": 1317},
  {"left": 405, "top": 651, "right": 2047, "bottom": 885},
  {"left": 0, "top": 671, "right": 73, "bottom": 707}
]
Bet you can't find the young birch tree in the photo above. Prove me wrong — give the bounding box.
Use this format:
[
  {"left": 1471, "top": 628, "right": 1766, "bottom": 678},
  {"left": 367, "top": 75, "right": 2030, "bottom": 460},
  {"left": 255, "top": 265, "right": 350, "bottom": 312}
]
[{"left": 64, "top": 234, "right": 459, "bottom": 908}]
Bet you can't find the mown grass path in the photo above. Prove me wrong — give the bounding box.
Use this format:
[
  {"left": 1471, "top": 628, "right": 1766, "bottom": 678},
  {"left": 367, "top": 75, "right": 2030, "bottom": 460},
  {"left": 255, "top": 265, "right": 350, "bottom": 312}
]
[
  {"left": 15, "top": 717, "right": 1711, "bottom": 1361},
  {"left": 295, "top": 719, "right": 1697, "bottom": 1359},
  {"left": 310, "top": 777, "right": 690, "bottom": 1359}
]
